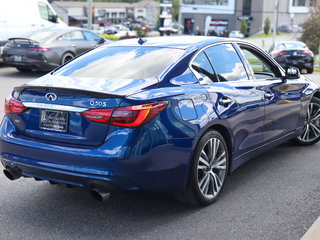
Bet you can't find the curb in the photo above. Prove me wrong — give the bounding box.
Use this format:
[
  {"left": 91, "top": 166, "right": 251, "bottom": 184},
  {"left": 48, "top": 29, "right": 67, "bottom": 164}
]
[{"left": 301, "top": 217, "right": 320, "bottom": 240}]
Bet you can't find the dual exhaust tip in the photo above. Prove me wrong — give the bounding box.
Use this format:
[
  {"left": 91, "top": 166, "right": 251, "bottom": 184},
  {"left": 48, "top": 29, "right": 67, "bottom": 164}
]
[{"left": 3, "top": 167, "right": 110, "bottom": 202}]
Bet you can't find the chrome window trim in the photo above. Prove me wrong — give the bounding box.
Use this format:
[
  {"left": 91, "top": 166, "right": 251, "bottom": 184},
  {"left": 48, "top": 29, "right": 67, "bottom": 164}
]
[{"left": 23, "top": 102, "right": 88, "bottom": 112}]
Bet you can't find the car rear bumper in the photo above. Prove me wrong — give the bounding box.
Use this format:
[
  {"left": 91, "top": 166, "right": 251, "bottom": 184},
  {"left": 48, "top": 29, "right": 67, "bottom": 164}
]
[
  {"left": 0, "top": 116, "right": 191, "bottom": 191},
  {"left": 3, "top": 57, "right": 58, "bottom": 71},
  {"left": 277, "top": 58, "right": 313, "bottom": 70}
]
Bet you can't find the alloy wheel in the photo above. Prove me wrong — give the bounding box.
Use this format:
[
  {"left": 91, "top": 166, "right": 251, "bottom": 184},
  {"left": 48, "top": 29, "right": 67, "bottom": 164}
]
[
  {"left": 298, "top": 102, "right": 320, "bottom": 143},
  {"left": 197, "top": 137, "right": 227, "bottom": 199}
]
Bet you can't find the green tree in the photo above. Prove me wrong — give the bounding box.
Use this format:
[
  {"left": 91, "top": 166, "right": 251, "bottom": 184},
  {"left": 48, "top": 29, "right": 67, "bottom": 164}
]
[
  {"left": 171, "top": 0, "right": 180, "bottom": 22},
  {"left": 264, "top": 17, "right": 270, "bottom": 36},
  {"left": 300, "top": 6, "right": 320, "bottom": 55},
  {"left": 240, "top": 17, "right": 247, "bottom": 36}
]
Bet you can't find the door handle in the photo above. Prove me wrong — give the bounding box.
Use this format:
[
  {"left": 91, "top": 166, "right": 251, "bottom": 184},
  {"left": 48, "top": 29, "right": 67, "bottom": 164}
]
[
  {"left": 219, "top": 97, "right": 233, "bottom": 106},
  {"left": 264, "top": 92, "right": 274, "bottom": 100}
]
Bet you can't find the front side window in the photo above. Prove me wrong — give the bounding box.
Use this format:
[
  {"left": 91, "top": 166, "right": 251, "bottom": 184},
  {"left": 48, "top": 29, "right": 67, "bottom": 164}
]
[
  {"left": 83, "top": 31, "right": 101, "bottom": 42},
  {"left": 240, "top": 47, "right": 277, "bottom": 80},
  {"left": 53, "top": 46, "right": 184, "bottom": 79},
  {"left": 205, "top": 44, "right": 248, "bottom": 81},
  {"left": 38, "top": 2, "right": 55, "bottom": 22}
]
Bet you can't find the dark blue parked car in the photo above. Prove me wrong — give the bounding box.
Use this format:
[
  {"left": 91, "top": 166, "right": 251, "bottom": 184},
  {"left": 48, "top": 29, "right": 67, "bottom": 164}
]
[{"left": 1, "top": 36, "right": 320, "bottom": 206}]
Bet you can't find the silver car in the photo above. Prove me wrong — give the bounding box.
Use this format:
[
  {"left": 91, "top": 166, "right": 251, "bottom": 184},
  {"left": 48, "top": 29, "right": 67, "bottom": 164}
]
[{"left": 2, "top": 27, "right": 108, "bottom": 72}]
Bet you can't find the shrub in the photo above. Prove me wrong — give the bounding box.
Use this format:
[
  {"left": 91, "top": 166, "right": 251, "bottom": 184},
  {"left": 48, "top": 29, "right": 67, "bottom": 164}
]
[
  {"left": 264, "top": 17, "right": 270, "bottom": 36},
  {"left": 300, "top": 6, "right": 320, "bottom": 54}
]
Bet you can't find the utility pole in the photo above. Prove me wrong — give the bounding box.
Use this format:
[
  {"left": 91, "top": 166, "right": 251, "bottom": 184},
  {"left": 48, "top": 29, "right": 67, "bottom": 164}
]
[
  {"left": 272, "top": 0, "right": 279, "bottom": 47},
  {"left": 87, "top": 0, "right": 93, "bottom": 30},
  {"left": 178, "top": 0, "right": 182, "bottom": 35}
]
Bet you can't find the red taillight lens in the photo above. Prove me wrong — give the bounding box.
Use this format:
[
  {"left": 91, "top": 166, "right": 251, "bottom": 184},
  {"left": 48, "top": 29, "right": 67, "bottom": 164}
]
[
  {"left": 5, "top": 96, "right": 27, "bottom": 114},
  {"left": 80, "top": 108, "right": 113, "bottom": 123},
  {"left": 27, "top": 47, "right": 51, "bottom": 52},
  {"left": 81, "top": 101, "right": 168, "bottom": 128},
  {"left": 302, "top": 50, "right": 313, "bottom": 56},
  {"left": 275, "top": 51, "right": 288, "bottom": 57}
]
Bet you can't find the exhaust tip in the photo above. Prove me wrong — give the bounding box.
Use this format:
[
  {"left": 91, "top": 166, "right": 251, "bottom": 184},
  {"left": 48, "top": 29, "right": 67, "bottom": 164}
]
[
  {"left": 90, "top": 187, "right": 110, "bottom": 202},
  {"left": 3, "top": 167, "right": 21, "bottom": 181}
]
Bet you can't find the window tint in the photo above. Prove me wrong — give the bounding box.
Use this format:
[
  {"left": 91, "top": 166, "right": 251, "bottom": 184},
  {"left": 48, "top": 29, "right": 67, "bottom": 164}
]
[
  {"left": 205, "top": 44, "right": 248, "bottom": 81},
  {"left": 53, "top": 46, "right": 184, "bottom": 79},
  {"left": 59, "top": 31, "right": 85, "bottom": 41},
  {"left": 240, "top": 47, "right": 276, "bottom": 79},
  {"left": 191, "top": 52, "right": 218, "bottom": 83},
  {"left": 38, "top": 2, "right": 55, "bottom": 22},
  {"left": 83, "top": 31, "right": 101, "bottom": 42}
]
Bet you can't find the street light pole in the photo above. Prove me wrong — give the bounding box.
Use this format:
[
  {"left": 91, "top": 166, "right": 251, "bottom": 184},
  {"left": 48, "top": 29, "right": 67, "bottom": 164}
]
[
  {"left": 272, "top": 0, "right": 279, "bottom": 47},
  {"left": 178, "top": 0, "right": 182, "bottom": 35},
  {"left": 87, "top": 0, "right": 93, "bottom": 30}
]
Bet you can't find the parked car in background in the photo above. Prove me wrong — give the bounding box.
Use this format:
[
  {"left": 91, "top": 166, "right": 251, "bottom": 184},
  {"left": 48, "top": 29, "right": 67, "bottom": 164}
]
[
  {"left": 229, "top": 31, "right": 244, "bottom": 39},
  {"left": 1, "top": 36, "right": 320, "bottom": 206},
  {"left": 269, "top": 41, "right": 314, "bottom": 73},
  {"left": 2, "top": 27, "right": 108, "bottom": 72},
  {"left": 276, "top": 25, "right": 293, "bottom": 33},
  {"left": 0, "top": 0, "right": 66, "bottom": 57}
]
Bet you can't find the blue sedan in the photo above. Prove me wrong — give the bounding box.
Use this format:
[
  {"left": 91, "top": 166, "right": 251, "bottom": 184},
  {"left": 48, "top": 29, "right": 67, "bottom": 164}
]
[{"left": 1, "top": 36, "right": 320, "bottom": 206}]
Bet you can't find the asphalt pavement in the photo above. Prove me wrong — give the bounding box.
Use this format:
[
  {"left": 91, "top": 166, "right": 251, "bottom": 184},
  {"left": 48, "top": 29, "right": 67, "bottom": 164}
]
[{"left": 0, "top": 65, "right": 320, "bottom": 240}]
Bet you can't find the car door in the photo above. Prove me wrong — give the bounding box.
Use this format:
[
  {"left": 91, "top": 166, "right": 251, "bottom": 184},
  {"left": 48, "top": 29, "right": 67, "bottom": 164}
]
[
  {"left": 236, "top": 43, "right": 306, "bottom": 143},
  {"left": 191, "top": 43, "right": 265, "bottom": 161}
]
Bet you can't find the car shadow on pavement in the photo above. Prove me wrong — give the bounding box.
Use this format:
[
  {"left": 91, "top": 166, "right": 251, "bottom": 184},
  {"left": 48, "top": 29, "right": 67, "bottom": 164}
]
[{"left": 2, "top": 141, "right": 319, "bottom": 239}]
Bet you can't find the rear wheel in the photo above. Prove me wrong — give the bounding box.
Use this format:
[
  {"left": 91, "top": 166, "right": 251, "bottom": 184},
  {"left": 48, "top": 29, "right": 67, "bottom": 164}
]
[
  {"left": 294, "top": 97, "right": 320, "bottom": 145},
  {"left": 175, "top": 130, "right": 229, "bottom": 206},
  {"left": 61, "top": 52, "right": 74, "bottom": 65},
  {"left": 307, "top": 67, "right": 314, "bottom": 74},
  {"left": 16, "top": 67, "right": 32, "bottom": 72}
]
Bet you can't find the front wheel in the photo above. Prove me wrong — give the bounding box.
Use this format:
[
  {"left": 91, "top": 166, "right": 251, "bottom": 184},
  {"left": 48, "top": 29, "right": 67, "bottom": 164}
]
[
  {"left": 175, "top": 130, "right": 229, "bottom": 206},
  {"left": 294, "top": 97, "right": 320, "bottom": 145}
]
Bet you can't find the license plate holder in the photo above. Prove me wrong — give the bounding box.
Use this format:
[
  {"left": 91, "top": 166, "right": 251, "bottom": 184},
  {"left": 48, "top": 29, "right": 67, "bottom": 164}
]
[
  {"left": 14, "top": 55, "right": 22, "bottom": 62},
  {"left": 40, "top": 110, "right": 69, "bottom": 133}
]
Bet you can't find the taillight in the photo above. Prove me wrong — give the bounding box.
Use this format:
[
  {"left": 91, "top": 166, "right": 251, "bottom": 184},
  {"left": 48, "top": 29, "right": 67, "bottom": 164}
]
[
  {"left": 275, "top": 51, "right": 288, "bottom": 57},
  {"left": 302, "top": 50, "right": 313, "bottom": 56},
  {"left": 27, "top": 47, "right": 51, "bottom": 52},
  {"left": 5, "top": 96, "right": 27, "bottom": 114},
  {"left": 81, "top": 101, "right": 168, "bottom": 128}
]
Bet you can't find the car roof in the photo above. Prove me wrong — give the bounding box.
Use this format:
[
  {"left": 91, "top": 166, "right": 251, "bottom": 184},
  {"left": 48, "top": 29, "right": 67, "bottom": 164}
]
[{"left": 107, "top": 36, "right": 230, "bottom": 50}]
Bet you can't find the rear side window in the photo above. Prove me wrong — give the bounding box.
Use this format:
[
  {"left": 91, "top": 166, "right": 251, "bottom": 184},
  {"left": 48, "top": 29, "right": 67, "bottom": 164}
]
[
  {"left": 53, "top": 46, "right": 184, "bottom": 79},
  {"left": 191, "top": 52, "right": 218, "bottom": 83},
  {"left": 59, "top": 31, "right": 85, "bottom": 41},
  {"left": 205, "top": 44, "right": 248, "bottom": 81}
]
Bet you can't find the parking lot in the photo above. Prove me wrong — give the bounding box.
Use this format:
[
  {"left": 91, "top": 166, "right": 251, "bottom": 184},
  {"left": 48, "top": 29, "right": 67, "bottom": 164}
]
[{"left": 0, "top": 64, "right": 320, "bottom": 240}]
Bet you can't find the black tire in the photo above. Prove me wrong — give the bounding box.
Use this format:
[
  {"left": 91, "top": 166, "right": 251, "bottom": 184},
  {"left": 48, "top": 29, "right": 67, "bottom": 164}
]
[
  {"left": 16, "top": 67, "right": 32, "bottom": 72},
  {"left": 293, "top": 96, "right": 320, "bottom": 145},
  {"left": 60, "top": 52, "right": 74, "bottom": 65},
  {"left": 175, "top": 130, "right": 229, "bottom": 206},
  {"left": 307, "top": 67, "right": 314, "bottom": 74}
]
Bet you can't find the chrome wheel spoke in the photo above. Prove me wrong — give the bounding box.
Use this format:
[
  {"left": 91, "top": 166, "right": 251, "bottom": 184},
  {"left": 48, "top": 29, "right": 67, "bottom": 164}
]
[
  {"left": 198, "top": 157, "right": 210, "bottom": 170},
  {"left": 310, "top": 123, "right": 320, "bottom": 135},
  {"left": 311, "top": 108, "right": 320, "bottom": 121},
  {"left": 210, "top": 171, "right": 222, "bottom": 193},
  {"left": 200, "top": 173, "right": 210, "bottom": 195},
  {"left": 212, "top": 158, "right": 227, "bottom": 170}
]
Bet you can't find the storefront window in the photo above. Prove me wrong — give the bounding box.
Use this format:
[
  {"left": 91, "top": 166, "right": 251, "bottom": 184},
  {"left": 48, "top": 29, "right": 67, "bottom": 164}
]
[{"left": 205, "top": 0, "right": 228, "bottom": 5}]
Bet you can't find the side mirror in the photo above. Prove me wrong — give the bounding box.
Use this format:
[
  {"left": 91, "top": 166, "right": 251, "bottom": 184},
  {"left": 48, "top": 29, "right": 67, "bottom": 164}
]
[
  {"left": 98, "top": 38, "right": 106, "bottom": 44},
  {"left": 285, "top": 67, "right": 300, "bottom": 79}
]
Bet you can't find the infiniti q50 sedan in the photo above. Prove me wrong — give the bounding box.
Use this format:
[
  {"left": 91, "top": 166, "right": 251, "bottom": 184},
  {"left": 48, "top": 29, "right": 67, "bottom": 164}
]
[{"left": 1, "top": 36, "right": 320, "bottom": 206}]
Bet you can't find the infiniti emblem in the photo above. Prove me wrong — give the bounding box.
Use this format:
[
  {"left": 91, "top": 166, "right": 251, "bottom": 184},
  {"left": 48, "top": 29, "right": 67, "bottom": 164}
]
[{"left": 45, "top": 93, "right": 57, "bottom": 101}]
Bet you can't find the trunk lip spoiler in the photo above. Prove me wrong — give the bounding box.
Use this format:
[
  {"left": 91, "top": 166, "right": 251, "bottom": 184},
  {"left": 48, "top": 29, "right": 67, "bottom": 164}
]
[
  {"left": 8, "top": 38, "right": 39, "bottom": 44},
  {"left": 14, "top": 85, "right": 125, "bottom": 99}
]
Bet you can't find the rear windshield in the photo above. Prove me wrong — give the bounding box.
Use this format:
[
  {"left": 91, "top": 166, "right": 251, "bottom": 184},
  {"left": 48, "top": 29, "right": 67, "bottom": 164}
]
[
  {"left": 277, "top": 42, "right": 307, "bottom": 50},
  {"left": 21, "top": 30, "right": 56, "bottom": 41},
  {"left": 53, "top": 46, "right": 184, "bottom": 79}
]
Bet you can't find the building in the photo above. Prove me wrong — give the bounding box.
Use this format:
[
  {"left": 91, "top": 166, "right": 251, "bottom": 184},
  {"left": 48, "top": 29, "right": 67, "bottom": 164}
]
[
  {"left": 53, "top": 0, "right": 159, "bottom": 26},
  {"left": 181, "top": 0, "right": 319, "bottom": 36}
]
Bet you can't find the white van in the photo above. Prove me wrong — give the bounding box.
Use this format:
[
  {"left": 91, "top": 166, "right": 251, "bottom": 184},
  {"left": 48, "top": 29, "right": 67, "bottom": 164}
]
[{"left": 0, "top": 0, "right": 67, "bottom": 56}]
